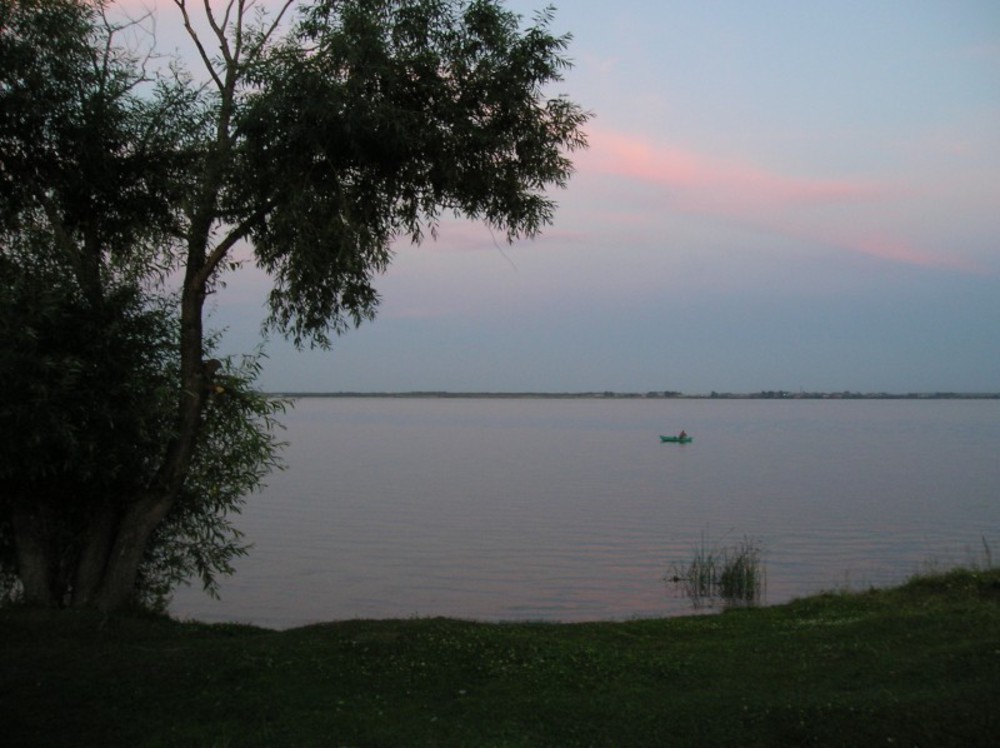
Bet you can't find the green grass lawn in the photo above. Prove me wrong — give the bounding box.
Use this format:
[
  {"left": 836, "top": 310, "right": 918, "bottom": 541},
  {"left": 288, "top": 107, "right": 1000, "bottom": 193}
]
[{"left": 3, "top": 568, "right": 999, "bottom": 747}]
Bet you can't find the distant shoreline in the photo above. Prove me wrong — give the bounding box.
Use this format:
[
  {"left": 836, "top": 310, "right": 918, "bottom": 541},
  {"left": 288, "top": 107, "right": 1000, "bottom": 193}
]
[{"left": 269, "top": 390, "right": 1000, "bottom": 400}]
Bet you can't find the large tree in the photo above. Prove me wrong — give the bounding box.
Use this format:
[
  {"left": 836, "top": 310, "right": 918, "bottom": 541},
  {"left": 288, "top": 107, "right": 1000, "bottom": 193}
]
[
  {"left": 0, "top": 0, "right": 285, "bottom": 607},
  {"left": 1, "top": 0, "right": 589, "bottom": 611}
]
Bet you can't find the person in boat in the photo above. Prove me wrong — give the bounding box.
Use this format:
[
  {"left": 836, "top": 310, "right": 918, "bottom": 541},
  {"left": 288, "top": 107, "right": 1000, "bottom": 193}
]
[{"left": 679, "top": 429, "right": 687, "bottom": 440}]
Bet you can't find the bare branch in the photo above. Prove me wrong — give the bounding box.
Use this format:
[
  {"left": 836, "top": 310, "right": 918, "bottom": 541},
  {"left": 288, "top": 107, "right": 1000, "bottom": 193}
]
[
  {"left": 202, "top": 0, "right": 255, "bottom": 73},
  {"left": 231, "top": 0, "right": 245, "bottom": 68},
  {"left": 172, "top": 0, "right": 225, "bottom": 92},
  {"left": 201, "top": 0, "right": 231, "bottom": 67},
  {"left": 221, "top": 0, "right": 237, "bottom": 32},
  {"left": 94, "top": 4, "right": 157, "bottom": 95},
  {"left": 168, "top": 0, "right": 297, "bottom": 94}
]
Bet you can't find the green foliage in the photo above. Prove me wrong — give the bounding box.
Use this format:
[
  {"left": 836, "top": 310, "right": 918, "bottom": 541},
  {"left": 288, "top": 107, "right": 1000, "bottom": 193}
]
[
  {"left": 0, "top": 264, "right": 180, "bottom": 607},
  {"left": 0, "top": 261, "right": 286, "bottom": 608},
  {"left": 0, "top": 275, "right": 172, "bottom": 498},
  {"left": 0, "top": 0, "right": 187, "bottom": 274},
  {"left": 135, "top": 352, "right": 288, "bottom": 612},
  {"left": 233, "top": 0, "right": 590, "bottom": 346}
]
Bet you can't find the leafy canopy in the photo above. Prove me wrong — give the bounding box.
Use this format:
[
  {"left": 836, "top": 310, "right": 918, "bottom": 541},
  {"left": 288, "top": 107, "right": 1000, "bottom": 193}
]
[{"left": 229, "top": 0, "right": 589, "bottom": 345}]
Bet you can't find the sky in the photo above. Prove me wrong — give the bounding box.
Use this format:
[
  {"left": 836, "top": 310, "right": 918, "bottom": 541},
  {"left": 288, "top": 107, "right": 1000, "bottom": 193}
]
[{"left": 125, "top": 1, "right": 999, "bottom": 393}]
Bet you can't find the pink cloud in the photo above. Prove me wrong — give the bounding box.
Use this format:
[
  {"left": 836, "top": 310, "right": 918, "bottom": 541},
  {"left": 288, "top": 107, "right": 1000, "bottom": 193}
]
[
  {"left": 851, "top": 235, "right": 979, "bottom": 272},
  {"left": 582, "top": 126, "right": 885, "bottom": 214},
  {"left": 578, "top": 126, "right": 985, "bottom": 273}
]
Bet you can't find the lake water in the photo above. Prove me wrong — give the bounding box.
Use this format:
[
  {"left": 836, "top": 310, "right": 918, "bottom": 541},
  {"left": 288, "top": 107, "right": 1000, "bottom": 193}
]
[{"left": 170, "top": 397, "right": 1000, "bottom": 629}]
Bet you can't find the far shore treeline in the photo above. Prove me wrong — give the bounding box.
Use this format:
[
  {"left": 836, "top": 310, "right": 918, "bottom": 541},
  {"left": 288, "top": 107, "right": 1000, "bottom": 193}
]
[{"left": 272, "top": 390, "right": 1000, "bottom": 400}]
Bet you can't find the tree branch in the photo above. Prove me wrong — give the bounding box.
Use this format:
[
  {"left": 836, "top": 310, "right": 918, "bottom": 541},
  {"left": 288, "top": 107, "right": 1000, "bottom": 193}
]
[
  {"left": 231, "top": 0, "right": 245, "bottom": 66},
  {"left": 172, "top": 0, "right": 225, "bottom": 92},
  {"left": 202, "top": 0, "right": 234, "bottom": 69},
  {"left": 193, "top": 208, "right": 268, "bottom": 292},
  {"left": 93, "top": 5, "right": 156, "bottom": 97}
]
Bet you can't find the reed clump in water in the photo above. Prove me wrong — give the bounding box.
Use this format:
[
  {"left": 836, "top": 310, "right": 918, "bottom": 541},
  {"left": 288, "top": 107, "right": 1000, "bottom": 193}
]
[
  {"left": 669, "top": 535, "right": 765, "bottom": 608},
  {"left": 718, "top": 537, "right": 765, "bottom": 606}
]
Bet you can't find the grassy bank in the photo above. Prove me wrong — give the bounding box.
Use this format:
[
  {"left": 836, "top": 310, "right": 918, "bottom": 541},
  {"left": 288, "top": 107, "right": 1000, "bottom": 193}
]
[{"left": 3, "top": 568, "right": 999, "bottom": 747}]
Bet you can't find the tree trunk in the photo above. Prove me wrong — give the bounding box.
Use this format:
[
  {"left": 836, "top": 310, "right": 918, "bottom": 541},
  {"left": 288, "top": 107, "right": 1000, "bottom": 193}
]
[
  {"left": 81, "top": 246, "right": 210, "bottom": 610},
  {"left": 10, "top": 508, "right": 57, "bottom": 607},
  {"left": 91, "top": 494, "right": 174, "bottom": 612},
  {"left": 85, "top": 218, "right": 213, "bottom": 611},
  {"left": 70, "top": 504, "right": 118, "bottom": 607}
]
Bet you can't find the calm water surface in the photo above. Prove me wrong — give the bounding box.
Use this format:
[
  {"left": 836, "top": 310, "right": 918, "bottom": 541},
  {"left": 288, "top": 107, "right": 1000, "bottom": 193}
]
[{"left": 171, "top": 398, "right": 1000, "bottom": 628}]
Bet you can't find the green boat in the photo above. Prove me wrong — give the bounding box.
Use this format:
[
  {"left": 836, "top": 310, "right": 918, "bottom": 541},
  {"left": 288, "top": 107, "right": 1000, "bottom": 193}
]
[{"left": 660, "top": 435, "right": 693, "bottom": 443}]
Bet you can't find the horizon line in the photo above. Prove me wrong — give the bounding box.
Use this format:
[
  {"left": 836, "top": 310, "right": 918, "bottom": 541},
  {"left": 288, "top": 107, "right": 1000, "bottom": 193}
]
[{"left": 265, "top": 390, "right": 1000, "bottom": 400}]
